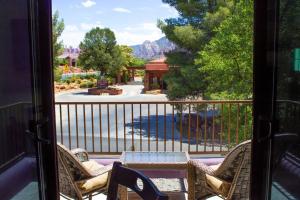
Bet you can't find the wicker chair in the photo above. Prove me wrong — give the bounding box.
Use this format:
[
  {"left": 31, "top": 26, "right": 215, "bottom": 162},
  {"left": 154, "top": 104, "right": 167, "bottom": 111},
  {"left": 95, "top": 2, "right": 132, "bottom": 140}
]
[
  {"left": 188, "top": 140, "right": 251, "bottom": 200},
  {"left": 57, "top": 143, "right": 112, "bottom": 200}
]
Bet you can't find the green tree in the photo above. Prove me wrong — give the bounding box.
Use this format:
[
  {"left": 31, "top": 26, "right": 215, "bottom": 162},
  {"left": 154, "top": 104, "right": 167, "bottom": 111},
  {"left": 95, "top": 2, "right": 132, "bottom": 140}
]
[
  {"left": 52, "top": 10, "right": 64, "bottom": 68},
  {"left": 131, "top": 57, "right": 146, "bottom": 67},
  {"left": 78, "top": 27, "right": 117, "bottom": 76},
  {"left": 119, "top": 45, "right": 134, "bottom": 67},
  {"left": 108, "top": 45, "right": 136, "bottom": 77},
  {"left": 196, "top": 1, "right": 253, "bottom": 100},
  {"left": 158, "top": 1, "right": 234, "bottom": 100}
]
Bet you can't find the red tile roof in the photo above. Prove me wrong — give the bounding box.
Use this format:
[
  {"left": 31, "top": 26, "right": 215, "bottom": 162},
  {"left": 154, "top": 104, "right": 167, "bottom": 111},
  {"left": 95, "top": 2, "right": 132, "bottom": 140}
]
[{"left": 146, "top": 58, "right": 169, "bottom": 71}]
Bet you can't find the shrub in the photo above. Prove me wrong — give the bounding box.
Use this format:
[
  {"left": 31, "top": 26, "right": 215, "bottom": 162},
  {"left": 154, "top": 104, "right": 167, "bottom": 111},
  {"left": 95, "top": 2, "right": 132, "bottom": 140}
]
[
  {"left": 152, "top": 83, "right": 160, "bottom": 89},
  {"left": 80, "top": 82, "right": 88, "bottom": 88},
  {"left": 87, "top": 81, "right": 95, "bottom": 88},
  {"left": 70, "top": 76, "right": 78, "bottom": 83},
  {"left": 106, "top": 77, "right": 116, "bottom": 85},
  {"left": 54, "top": 67, "right": 63, "bottom": 82}
]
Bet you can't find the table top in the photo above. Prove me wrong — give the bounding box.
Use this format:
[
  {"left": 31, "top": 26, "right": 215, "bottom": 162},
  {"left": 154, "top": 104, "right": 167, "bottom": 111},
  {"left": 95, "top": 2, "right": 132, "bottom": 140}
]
[{"left": 120, "top": 152, "right": 189, "bottom": 165}]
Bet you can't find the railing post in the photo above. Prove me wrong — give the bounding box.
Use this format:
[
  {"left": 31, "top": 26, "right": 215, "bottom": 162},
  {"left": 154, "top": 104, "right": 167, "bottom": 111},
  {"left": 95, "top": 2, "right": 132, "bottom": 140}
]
[
  {"left": 115, "top": 104, "right": 118, "bottom": 152},
  {"left": 107, "top": 104, "right": 110, "bottom": 152},
  {"left": 75, "top": 104, "right": 79, "bottom": 148},
  {"left": 123, "top": 104, "right": 126, "bottom": 151},
  {"left": 67, "top": 104, "right": 71, "bottom": 149},
  {"left": 83, "top": 104, "right": 87, "bottom": 150},
  {"left": 91, "top": 104, "right": 95, "bottom": 153},
  {"left": 172, "top": 104, "right": 175, "bottom": 152},
  {"left": 99, "top": 104, "right": 103, "bottom": 152},
  {"left": 59, "top": 104, "right": 63, "bottom": 144}
]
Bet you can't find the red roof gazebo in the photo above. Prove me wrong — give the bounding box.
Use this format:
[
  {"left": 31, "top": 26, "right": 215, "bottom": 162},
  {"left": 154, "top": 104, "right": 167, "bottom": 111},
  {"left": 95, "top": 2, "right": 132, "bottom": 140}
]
[{"left": 144, "top": 58, "right": 169, "bottom": 91}]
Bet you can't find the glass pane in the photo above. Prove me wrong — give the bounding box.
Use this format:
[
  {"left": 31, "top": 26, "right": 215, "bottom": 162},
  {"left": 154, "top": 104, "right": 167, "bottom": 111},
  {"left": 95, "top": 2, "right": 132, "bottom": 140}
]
[
  {"left": 123, "top": 152, "right": 188, "bottom": 163},
  {"left": 0, "top": 0, "right": 41, "bottom": 199},
  {"left": 271, "top": 1, "right": 300, "bottom": 199}
]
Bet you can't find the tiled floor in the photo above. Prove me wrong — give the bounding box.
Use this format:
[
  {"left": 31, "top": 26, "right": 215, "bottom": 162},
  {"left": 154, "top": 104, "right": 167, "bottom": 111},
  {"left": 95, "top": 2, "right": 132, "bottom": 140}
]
[{"left": 11, "top": 182, "right": 39, "bottom": 200}]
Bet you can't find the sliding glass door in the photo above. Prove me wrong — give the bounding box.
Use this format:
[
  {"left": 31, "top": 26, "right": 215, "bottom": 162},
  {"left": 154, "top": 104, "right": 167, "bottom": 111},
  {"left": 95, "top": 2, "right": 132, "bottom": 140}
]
[
  {"left": 0, "top": 0, "right": 58, "bottom": 199},
  {"left": 252, "top": 0, "right": 300, "bottom": 199}
]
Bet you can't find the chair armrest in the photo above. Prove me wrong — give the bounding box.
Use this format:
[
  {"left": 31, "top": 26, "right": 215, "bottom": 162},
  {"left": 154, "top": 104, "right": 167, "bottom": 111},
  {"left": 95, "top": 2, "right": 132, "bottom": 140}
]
[
  {"left": 90, "top": 164, "right": 113, "bottom": 177},
  {"left": 188, "top": 160, "right": 215, "bottom": 175},
  {"left": 188, "top": 160, "right": 217, "bottom": 200},
  {"left": 71, "top": 148, "right": 89, "bottom": 162}
]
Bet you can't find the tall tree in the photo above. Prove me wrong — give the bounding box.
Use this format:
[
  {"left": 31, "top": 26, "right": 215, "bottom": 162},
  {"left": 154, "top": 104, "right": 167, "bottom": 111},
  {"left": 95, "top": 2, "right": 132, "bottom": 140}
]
[
  {"left": 196, "top": 1, "right": 253, "bottom": 100},
  {"left": 52, "top": 10, "right": 64, "bottom": 68},
  {"left": 78, "top": 27, "right": 117, "bottom": 76},
  {"left": 158, "top": 1, "right": 234, "bottom": 100},
  {"left": 108, "top": 45, "right": 129, "bottom": 77}
]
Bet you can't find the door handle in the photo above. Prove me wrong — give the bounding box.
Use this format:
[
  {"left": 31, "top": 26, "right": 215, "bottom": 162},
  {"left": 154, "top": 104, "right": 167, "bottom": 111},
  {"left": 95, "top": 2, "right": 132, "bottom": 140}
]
[
  {"left": 257, "top": 118, "right": 272, "bottom": 143},
  {"left": 26, "top": 118, "right": 51, "bottom": 144},
  {"left": 26, "top": 130, "right": 51, "bottom": 144}
]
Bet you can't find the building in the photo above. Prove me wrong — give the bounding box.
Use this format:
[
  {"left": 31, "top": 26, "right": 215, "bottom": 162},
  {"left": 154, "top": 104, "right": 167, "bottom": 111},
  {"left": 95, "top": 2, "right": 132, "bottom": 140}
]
[
  {"left": 144, "top": 58, "right": 169, "bottom": 91},
  {"left": 58, "top": 47, "right": 80, "bottom": 67}
]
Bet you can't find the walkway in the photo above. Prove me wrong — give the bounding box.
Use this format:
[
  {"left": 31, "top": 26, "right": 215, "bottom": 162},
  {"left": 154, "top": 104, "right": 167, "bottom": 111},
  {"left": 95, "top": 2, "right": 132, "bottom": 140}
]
[{"left": 55, "top": 78, "right": 167, "bottom": 102}]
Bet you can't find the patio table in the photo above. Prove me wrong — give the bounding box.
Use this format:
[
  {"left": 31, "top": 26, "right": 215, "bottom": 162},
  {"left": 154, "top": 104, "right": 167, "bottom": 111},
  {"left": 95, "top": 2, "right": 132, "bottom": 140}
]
[{"left": 119, "top": 151, "right": 190, "bottom": 199}]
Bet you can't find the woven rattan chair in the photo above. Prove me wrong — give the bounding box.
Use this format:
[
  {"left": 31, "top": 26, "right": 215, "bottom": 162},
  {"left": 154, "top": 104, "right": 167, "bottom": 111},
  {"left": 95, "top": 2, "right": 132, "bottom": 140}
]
[
  {"left": 57, "top": 143, "right": 112, "bottom": 200},
  {"left": 188, "top": 140, "right": 251, "bottom": 200}
]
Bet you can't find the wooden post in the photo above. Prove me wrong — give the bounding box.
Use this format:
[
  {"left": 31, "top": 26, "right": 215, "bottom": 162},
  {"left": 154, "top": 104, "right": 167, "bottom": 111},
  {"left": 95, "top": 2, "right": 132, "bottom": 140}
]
[
  {"left": 144, "top": 72, "right": 149, "bottom": 91},
  {"left": 117, "top": 73, "right": 121, "bottom": 84},
  {"left": 131, "top": 69, "right": 134, "bottom": 81}
]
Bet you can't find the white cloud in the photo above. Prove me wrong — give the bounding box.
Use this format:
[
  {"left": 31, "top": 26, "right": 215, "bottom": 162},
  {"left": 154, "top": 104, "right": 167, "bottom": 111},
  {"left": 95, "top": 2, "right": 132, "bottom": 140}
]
[
  {"left": 60, "top": 22, "right": 102, "bottom": 47},
  {"left": 141, "top": 23, "right": 157, "bottom": 31},
  {"left": 65, "top": 25, "right": 79, "bottom": 32},
  {"left": 81, "top": 0, "right": 96, "bottom": 8},
  {"left": 160, "top": 3, "right": 179, "bottom": 17},
  {"left": 115, "top": 29, "right": 164, "bottom": 46},
  {"left": 113, "top": 7, "right": 131, "bottom": 13},
  {"left": 124, "top": 22, "right": 157, "bottom": 32},
  {"left": 61, "top": 29, "right": 85, "bottom": 47},
  {"left": 80, "top": 22, "right": 102, "bottom": 31},
  {"left": 115, "top": 22, "right": 164, "bottom": 45},
  {"left": 96, "top": 10, "right": 103, "bottom": 14},
  {"left": 160, "top": 4, "right": 170, "bottom": 9}
]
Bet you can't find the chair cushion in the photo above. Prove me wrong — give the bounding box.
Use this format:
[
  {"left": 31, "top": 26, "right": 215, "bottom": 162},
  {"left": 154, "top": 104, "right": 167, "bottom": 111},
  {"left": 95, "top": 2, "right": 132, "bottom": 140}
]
[
  {"left": 77, "top": 160, "right": 109, "bottom": 192},
  {"left": 205, "top": 174, "right": 231, "bottom": 197},
  {"left": 82, "top": 160, "right": 103, "bottom": 173},
  {"left": 210, "top": 164, "right": 220, "bottom": 171}
]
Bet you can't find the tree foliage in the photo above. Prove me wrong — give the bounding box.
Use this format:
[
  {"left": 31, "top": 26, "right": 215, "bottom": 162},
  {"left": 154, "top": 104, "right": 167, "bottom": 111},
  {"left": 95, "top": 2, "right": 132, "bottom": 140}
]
[
  {"left": 158, "top": 1, "right": 234, "bottom": 100},
  {"left": 107, "top": 45, "right": 134, "bottom": 77},
  {"left": 79, "top": 27, "right": 117, "bottom": 75},
  {"left": 79, "top": 28, "right": 145, "bottom": 80},
  {"left": 52, "top": 10, "right": 64, "bottom": 68},
  {"left": 131, "top": 57, "right": 146, "bottom": 67},
  {"left": 196, "top": 1, "right": 253, "bottom": 99}
]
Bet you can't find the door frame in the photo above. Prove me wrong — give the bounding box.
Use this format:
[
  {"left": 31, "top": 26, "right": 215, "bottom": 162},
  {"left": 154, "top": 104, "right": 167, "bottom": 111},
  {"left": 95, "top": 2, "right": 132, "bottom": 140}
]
[
  {"left": 32, "top": 0, "right": 59, "bottom": 199},
  {"left": 251, "top": 0, "right": 279, "bottom": 199}
]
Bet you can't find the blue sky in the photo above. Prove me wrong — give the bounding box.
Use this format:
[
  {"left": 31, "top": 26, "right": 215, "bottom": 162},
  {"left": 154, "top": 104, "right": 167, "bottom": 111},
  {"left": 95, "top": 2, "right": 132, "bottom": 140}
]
[{"left": 52, "top": 0, "right": 179, "bottom": 47}]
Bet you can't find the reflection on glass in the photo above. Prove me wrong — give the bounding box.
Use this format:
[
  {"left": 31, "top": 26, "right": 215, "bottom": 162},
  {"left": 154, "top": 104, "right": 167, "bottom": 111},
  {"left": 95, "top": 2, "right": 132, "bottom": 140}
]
[
  {"left": 271, "top": 1, "right": 300, "bottom": 199},
  {"left": 0, "top": 0, "right": 40, "bottom": 199}
]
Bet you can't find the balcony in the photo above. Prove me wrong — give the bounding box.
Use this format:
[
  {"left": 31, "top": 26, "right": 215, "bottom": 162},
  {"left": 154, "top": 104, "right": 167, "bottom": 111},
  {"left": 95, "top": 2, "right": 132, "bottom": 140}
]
[{"left": 55, "top": 100, "right": 252, "bottom": 199}]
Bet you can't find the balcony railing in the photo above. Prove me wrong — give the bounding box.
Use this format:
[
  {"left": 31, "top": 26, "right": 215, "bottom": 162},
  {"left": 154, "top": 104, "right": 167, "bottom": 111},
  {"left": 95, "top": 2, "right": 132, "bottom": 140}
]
[{"left": 55, "top": 100, "right": 253, "bottom": 154}]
